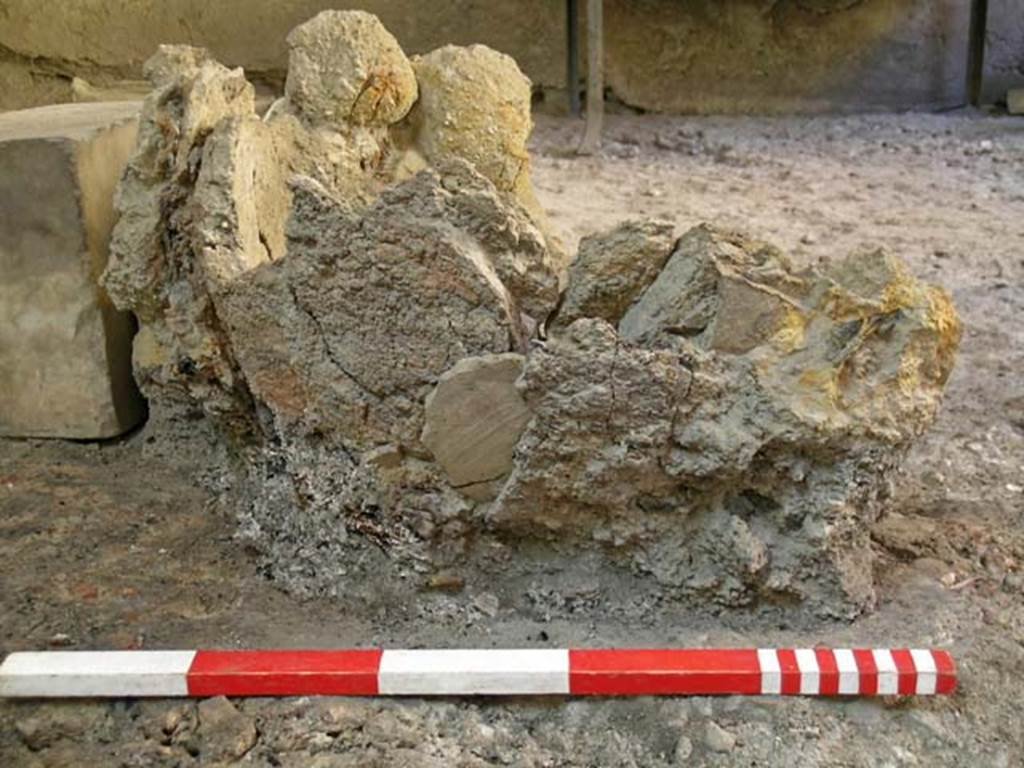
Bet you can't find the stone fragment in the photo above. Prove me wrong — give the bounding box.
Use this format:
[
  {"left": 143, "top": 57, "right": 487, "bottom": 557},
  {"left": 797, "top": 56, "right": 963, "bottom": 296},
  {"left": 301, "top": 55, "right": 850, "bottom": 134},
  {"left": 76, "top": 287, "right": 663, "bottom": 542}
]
[
  {"left": 422, "top": 353, "right": 531, "bottom": 497},
  {"left": 0, "top": 102, "right": 145, "bottom": 438},
  {"left": 554, "top": 219, "right": 676, "bottom": 329},
  {"left": 1008, "top": 88, "right": 1024, "bottom": 115},
  {"left": 621, "top": 225, "right": 960, "bottom": 442},
  {"left": 222, "top": 167, "right": 527, "bottom": 451},
  {"left": 619, "top": 224, "right": 801, "bottom": 353},
  {"left": 101, "top": 47, "right": 265, "bottom": 432},
  {"left": 431, "top": 161, "right": 561, "bottom": 322},
  {"left": 674, "top": 735, "right": 693, "bottom": 762},
  {"left": 703, "top": 721, "right": 736, "bottom": 753},
  {"left": 15, "top": 707, "right": 110, "bottom": 751},
  {"left": 284, "top": 10, "right": 417, "bottom": 128},
  {"left": 473, "top": 592, "right": 500, "bottom": 617},
  {"left": 410, "top": 45, "right": 535, "bottom": 208},
  {"left": 142, "top": 45, "right": 212, "bottom": 88},
  {"left": 192, "top": 116, "right": 289, "bottom": 285},
  {"left": 266, "top": 109, "right": 389, "bottom": 206},
  {"left": 491, "top": 319, "right": 689, "bottom": 533},
  {"left": 103, "top": 45, "right": 256, "bottom": 317},
  {"left": 99, "top": 17, "right": 563, "bottom": 599},
  {"left": 765, "top": 246, "right": 961, "bottom": 442},
  {"left": 426, "top": 571, "right": 465, "bottom": 592},
  {"left": 197, "top": 696, "right": 257, "bottom": 762},
  {"left": 496, "top": 224, "right": 959, "bottom": 615}
]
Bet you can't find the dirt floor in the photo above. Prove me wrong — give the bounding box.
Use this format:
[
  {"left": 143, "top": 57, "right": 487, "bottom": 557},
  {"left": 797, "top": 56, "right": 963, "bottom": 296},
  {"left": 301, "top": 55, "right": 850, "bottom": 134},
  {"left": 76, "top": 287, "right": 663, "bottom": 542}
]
[{"left": 1, "top": 110, "right": 1023, "bottom": 767}]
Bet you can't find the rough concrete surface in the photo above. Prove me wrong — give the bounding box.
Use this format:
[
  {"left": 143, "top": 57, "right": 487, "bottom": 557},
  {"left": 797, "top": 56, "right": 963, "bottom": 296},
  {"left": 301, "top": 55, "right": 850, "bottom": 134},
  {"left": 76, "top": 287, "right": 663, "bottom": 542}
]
[
  {"left": 0, "top": 102, "right": 145, "bottom": 438},
  {"left": 2, "top": 0, "right": 1023, "bottom": 113},
  {"left": 0, "top": 104, "right": 1022, "bottom": 768}
]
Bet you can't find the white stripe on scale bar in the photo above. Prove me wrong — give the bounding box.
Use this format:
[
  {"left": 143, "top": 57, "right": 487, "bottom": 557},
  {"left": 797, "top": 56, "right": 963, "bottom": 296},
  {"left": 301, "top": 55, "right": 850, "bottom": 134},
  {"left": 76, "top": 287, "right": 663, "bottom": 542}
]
[
  {"left": 910, "top": 649, "right": 938, "bottom": 695},
  {"left": 378, "top": 649, "right": 570, "bottom": 695},
  {"left": 833, "top": 649, "right": 859, "bottom": 695},
  {"left": 0, "top": 651, "right": 196, "bottom": 698},
  {"left": 757, "top": 648, "right": 781, "bottom": 695},
  {"left": 873, "top": 649, "right": 899, "bottom": 695},
  {"left": 794, "top": 648, "right": 820, "bottom": 695}
]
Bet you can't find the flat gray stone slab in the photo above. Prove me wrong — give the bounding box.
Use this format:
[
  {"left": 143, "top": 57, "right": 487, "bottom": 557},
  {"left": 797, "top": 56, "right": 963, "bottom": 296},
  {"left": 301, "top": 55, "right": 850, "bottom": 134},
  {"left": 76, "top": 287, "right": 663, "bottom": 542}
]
[{"left": 422, "top": 353, "right": 531, "bottom": 497}]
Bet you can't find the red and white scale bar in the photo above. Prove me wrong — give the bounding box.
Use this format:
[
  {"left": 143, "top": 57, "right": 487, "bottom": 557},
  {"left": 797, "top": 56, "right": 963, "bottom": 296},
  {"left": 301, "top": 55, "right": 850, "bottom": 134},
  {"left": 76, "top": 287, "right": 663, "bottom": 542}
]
[{"left": 0, "top": 648, "right": 956, "bottom": 699}]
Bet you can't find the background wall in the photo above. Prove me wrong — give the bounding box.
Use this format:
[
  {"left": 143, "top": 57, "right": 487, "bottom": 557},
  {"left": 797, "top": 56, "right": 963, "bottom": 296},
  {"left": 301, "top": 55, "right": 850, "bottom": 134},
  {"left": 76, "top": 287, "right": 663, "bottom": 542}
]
[
  {"left": 0, "top": 0, "right": 1021, "bottom": 114},
  {"left": 982, "top": 0, "right": 1024, "bottom": 105}
]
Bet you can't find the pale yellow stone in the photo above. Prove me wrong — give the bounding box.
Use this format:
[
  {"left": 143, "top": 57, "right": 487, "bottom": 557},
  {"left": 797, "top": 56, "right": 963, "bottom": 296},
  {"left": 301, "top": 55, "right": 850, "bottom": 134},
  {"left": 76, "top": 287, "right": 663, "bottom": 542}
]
[{"left": 0, "top": 102, "right": 146, "bottom": 438}]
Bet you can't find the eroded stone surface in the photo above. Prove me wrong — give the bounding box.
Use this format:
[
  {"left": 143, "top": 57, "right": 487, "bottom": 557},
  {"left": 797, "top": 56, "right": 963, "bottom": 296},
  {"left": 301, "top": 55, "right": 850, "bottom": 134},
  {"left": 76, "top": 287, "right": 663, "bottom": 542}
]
[
  {"left": 0, "top": 102, "right": 145, "bottom": 438},
  {"left": 619, "top": 224, "right": 799, "bottom": 352},
  {"left": 491, "top": 319, "right": 688, "bottom": 534},
  {"left": 196, "top": 697, "right": 257, "bottom": 762},
  {"left": 405, "top": 43, "right": 567, "bottom": 290},
  {"left": 284, "top": 10, "right": 417, "bottom": 128},
  {"left": 410, "top": 45, "right": 532, "bottom": 199},
  {"left": 554, "top": 219, "right": 676, "bottom": 329},
  {"left": 102, "top": 47, "right": 262, "bottom": 433},
  {"left": 491, "top": 222, "right": 960, "bottom": 613},
  {"left": 228, "top": 167, "right": 526, "bottom": 451}
]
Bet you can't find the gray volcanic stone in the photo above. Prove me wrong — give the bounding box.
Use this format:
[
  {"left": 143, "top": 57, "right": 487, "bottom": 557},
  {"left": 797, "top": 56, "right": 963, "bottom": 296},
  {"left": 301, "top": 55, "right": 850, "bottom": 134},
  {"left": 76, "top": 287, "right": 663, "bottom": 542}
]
[
  {"left": 220, "top": 166, "right": 531, "bottom": 452},
  {"left": 619, "top": 224, "right": 800, "bottom": 352},
  {"left": 490, "top": 319, "right": 688, "bottom": 535},
  {"left": 493, "top": 224, "right": 960, "bottom": 615}
]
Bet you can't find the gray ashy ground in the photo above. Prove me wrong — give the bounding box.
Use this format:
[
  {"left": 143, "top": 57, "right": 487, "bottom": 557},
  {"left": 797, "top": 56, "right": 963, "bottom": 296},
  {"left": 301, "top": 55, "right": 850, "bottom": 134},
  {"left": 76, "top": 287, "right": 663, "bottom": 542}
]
[{"left": 0, "top": 111, "right": 1022, "bottom": 766}]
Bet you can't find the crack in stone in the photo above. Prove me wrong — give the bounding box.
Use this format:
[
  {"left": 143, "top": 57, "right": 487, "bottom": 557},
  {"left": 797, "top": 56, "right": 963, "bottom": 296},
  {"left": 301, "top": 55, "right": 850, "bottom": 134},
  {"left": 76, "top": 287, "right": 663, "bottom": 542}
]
[{"left": 286, "top": 281, "right": 386, "bottom": 402}]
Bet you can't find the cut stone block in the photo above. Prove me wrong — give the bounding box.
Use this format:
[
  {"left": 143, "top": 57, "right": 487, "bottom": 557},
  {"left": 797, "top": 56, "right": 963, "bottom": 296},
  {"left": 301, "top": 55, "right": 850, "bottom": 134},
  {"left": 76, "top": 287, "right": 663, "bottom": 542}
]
[
  {"left": 0, "top": 102, "right": 145, "bottom": 438},
  {"left": 1009, "top": 89, "right": 1024, "bottom": 115}
]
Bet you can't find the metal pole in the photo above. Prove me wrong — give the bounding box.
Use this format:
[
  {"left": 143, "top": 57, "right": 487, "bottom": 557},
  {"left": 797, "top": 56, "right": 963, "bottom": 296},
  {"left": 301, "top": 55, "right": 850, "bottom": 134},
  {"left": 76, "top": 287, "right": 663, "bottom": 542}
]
[
  {"left": 578, "top": 0, "right": 603, "bottom": 154},
  {"left": 966, "top": 0, "right": 988, "bottom": 106},
  {"left": 567, "top": 0, "right": 580, "bottom": 117}
]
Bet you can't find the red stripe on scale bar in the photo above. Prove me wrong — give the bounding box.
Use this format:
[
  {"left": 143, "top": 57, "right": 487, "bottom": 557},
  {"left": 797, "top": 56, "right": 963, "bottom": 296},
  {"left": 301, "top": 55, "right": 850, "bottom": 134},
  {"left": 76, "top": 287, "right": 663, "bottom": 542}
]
[
  {"left": 932, "top": 650, "right": 958, "bottom": 695},
  {"left": 186, "top": 650, "right": 382, "bottom": 697},
  {"left": 569, "top": 649, "right": 763, "bottom": 695},
  {"left": 815, "top": 648, "right": 840, "bottom": 696}
]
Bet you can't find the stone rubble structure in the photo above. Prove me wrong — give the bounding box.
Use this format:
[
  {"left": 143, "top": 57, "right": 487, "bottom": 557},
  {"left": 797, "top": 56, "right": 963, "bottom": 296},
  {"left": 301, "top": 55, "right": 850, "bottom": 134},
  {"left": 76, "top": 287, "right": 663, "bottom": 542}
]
[{"left": 101, "top": 10, "right": 961, "bottom": 617}]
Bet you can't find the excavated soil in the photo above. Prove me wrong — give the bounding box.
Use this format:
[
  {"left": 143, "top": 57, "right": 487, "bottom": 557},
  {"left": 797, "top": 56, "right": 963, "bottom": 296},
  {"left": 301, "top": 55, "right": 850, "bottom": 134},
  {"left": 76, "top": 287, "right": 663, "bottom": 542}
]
[{"left": 1, "top": 111, "right": 1023, "bottom": 767}]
